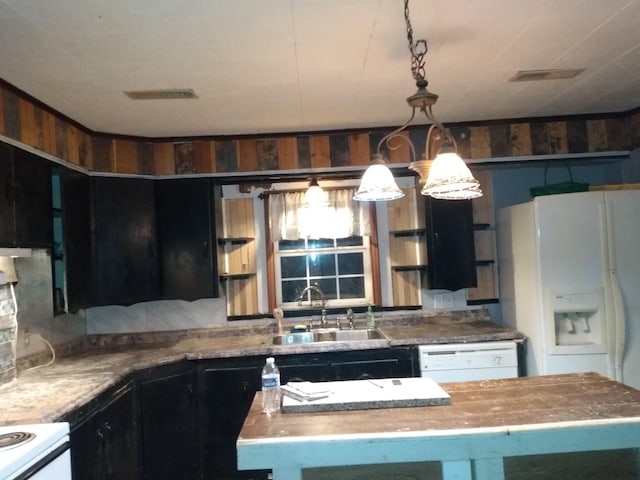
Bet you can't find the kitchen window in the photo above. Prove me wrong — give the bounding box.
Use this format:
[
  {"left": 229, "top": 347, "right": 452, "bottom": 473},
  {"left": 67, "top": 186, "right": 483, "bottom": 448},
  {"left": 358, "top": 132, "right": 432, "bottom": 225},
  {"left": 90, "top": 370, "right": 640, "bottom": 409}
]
[
  {"left": 275, "top": 236, "right": 373, "bottom": 308},
  {"left": 268, "top": 187, "right": 375, "bottom": 309}
]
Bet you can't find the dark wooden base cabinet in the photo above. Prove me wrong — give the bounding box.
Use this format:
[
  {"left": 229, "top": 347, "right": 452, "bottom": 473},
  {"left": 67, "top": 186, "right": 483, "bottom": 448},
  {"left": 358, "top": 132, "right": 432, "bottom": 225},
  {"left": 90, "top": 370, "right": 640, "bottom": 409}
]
[
  {"left": 66, "top": 380, "right": 139, "bottom": 480},
  {"left": 64, "top": 349, "right": 416, "bottom": 480}
]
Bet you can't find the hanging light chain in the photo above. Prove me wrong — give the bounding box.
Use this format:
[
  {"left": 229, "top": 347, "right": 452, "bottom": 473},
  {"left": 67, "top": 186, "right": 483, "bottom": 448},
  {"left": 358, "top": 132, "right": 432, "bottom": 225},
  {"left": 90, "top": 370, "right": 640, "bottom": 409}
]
[{"left": 404, "top": 0, "right": 427, "bottom": 82}]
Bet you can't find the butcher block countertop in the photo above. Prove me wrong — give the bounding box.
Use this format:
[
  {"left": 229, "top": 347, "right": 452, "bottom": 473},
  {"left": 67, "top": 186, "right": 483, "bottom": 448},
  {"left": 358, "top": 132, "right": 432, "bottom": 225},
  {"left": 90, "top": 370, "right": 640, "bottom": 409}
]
[
  {"left": 237, "top": 372, "right": 640, "bottom": 480},
  {"left": 0, "top": 315, "right": 522, "bottom": 425}
]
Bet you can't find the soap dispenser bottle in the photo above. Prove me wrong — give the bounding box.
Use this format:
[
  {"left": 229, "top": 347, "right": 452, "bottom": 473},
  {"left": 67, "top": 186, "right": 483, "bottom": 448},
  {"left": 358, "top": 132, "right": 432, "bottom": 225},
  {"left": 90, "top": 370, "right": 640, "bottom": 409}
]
[{"left": 366, "top": 304, "right": 375, "bottom": 328}]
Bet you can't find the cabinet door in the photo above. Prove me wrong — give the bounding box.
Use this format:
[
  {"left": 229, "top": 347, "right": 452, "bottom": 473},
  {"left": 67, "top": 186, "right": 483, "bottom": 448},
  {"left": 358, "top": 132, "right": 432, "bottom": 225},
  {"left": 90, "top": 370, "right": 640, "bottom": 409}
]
[
  {"left": 92, "top": 177, "right": 159, "bottom": 305},
  {"left": 138, "top": 365, "right": 200, "bottom": 480},
  {"left": 69, "top": 381, "right": 138, "bottom": 480},
  {"left": 61, "top": 167, "right": 92, "bottom": 312},
  {"left": 155, "top": 178, "right": 218, "bottom": 300},
  {"left": 199, "top": 365, "right": 267, "bottom": 480},
  {"left": 0, "top": 144, "right": 52, "bottom": 247},
  {"left": 12, "top": 149, "right": 52, "bottom": 246},
  {"left": 425, "top": 198, "right": 477, "bottom": 291}
]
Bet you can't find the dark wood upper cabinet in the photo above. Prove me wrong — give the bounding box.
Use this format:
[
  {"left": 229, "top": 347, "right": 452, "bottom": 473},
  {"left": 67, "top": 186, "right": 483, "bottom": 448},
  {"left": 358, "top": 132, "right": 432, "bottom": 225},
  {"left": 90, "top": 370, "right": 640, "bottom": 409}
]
[
  {"left": 60, "top": 167, "right": 92, "bottom": 312},
  {"left": 425, "top": 198, "right": 477, "bottom": 291},
  {"left": 0, "top": 143, "right": 52, "bottom": 247},
  {"left": 91, "top": 176, "right": 160, "bottom": 306},
  {"left": 155, "top": 178, "right": 219, "bottom": 300}
]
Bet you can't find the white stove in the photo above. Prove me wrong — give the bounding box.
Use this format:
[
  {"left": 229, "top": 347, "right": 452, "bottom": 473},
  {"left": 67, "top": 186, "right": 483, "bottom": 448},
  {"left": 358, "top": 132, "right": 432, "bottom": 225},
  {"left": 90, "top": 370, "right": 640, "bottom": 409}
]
[{"left": 0, "top": 423, "right": 70, "bottom": 480}]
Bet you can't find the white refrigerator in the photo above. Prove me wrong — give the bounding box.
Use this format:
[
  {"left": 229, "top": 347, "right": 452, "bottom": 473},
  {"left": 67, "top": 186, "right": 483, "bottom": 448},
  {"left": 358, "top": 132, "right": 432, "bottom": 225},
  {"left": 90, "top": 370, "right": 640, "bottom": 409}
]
[{"left": 498, "top": 189, "right": 640, "bottom": 390}]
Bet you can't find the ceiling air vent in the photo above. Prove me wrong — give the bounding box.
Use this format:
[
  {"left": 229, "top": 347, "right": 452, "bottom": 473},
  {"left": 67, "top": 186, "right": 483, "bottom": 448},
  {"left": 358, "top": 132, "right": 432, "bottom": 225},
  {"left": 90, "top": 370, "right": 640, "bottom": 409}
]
[
  {"left": 124, "top": 89, "right": 198, "bottom": 100},
  {"left": 510, "top": 68, "right": 584, "bottom": 82}
]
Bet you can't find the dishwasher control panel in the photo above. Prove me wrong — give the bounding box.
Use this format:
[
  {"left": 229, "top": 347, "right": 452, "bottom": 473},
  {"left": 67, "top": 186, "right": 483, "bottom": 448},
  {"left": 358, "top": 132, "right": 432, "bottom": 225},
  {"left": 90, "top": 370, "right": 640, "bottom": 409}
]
[{"left": 419, "top": 341, "right": 519, "bottom": 383}]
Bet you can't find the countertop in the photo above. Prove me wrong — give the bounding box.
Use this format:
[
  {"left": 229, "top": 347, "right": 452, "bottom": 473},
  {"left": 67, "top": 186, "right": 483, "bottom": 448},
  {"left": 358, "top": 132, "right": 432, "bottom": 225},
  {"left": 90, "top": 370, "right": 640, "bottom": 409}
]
[
  {"left": 236, "top": 372, "right": 640, "bottom": 480},
  {"left": 0, "top": 317, "right": 523, "bottom": 426}
]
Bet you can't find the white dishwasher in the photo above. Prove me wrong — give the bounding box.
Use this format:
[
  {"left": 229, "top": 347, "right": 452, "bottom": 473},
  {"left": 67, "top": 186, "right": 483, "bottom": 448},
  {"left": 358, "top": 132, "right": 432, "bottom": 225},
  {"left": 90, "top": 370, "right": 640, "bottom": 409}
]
[{"left": 419, "top": 341, "right": 519, "bottom": 383}]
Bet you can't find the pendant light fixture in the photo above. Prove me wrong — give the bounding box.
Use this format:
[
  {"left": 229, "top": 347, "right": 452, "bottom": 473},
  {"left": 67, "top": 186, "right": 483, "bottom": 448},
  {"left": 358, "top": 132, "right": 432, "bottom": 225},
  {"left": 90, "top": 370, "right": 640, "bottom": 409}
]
[
  {"left": 363, "top": 0, "right": 482, "bottom": 201},
  {"left": 353, "top": 153, "right": 405, "bottom": 201},
  {"left": 304, "top": 178, "right": 329, "bottom": 207}
]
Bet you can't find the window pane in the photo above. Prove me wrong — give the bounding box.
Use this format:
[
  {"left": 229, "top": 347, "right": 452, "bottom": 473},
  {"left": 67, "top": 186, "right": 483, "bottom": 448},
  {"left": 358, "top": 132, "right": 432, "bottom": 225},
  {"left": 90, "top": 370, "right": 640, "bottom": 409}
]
[
  {"left": 279, "top": 239, "right": 306, "bottom": 251},
  {"left": 280, "top": 256, "right": 306, "bottom": 279},
  {"left": 308, "top": 238, "right": 334, "bottom": 249},
  {"left": 339, "top": 277, "right": 365, "bottom": 299},
  {"left": 308, "top": 253, "right": 336, "bottom": 277},
  {"left": 315, "top": 278, "right": 337, "bottom": 300},
  {"left": 337, "top": 253, "right": 363, "bottom": 275},
  {"left": 337, "top": 236, "right": 363, "bottom": 247},
  {"left": 282, "top": 279, "right": 308, "bottom": 303}
]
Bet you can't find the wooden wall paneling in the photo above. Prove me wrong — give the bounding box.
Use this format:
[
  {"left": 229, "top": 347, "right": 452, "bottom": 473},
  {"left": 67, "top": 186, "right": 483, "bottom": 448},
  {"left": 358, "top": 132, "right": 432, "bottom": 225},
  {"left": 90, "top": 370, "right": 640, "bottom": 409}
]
[
  {"left": 42, "top": 111, "right": 58, "bottom": 156},
  {"left": 226, "top": 277, "right": 258, "bottom": 316},
  {"left": 78, "top": 131, "right": 93, "bottom": 170},
  {"left": 548, "top": 121, "right": 569, "bottom": 154},
  {"left": 310, "top": 135, "right": 330, "bottom": 168},
  {"left": 92, "top": 137, "right": 114, "bottom": 172},
  {"left": 473, "top": 230, "right": 495, "bottom": 261},
  {"left": 471, "top": 171, "right": 494, "bottom": 225},
  {"left": 391, "top": 270, "right": 421, "bottom": 306},
  {"left": 467, "top": 264, "right": 496, "bottom": 301},
  {"left": 174, "top": 142, "right": 197, "bottom": 174},
  {"left": 114, "top": 139, "right": 138, "bottom": 174},
  {"left": 489, "top": 124, "right": 510, "bottom": 158},
  {"left": 387, "top": 188, "right": 421, "bottom": 231},
  {"left": 66, "top": 125, "right": 80, "bottom": 165},
  {"left": 137, "top": 142, "right": 154, "bottom": 175},
  {"left": 54, "top": 117, "right": 69, "bottom": 161},
  {"left": 388, "top": 235, "right": 426, "bottom": 267},
  {"left": 18, "top": 98, "right": 39, "bottom": 148},
  {"left": 215, "top": 140, "right": 238, "bottom": 173},
  {"left": 530, "top": 122, "right": 551, "bottom": 155},
  {"left": 567, "top": 120, "right": 588, "bottom": 153},
  {"left": 297, "top": 136, "right": 311, "bottom": 169},
  {"left": 449, "top": 126, "right": 471, "bottom": 160},
  {"left": 586, "top": 119, "right": 608, "bottom": 152},
  {"left": 194, "top": 141, "right": 216, "bottom": 174},
  {"left": 1, "top": 88, "right": 20, "bottom": 140},
  {"left": 630, "top": 111, "right": 640, "bottom": 148},
  {"left": 605, "top": 118, "right": 630, "bottom": 151},
  {"left": 329, "top": 134, "right": 350, "bottom": 167},
  {"left": 469, "top": 126, "right": 491, "bottom": 160},
  {"left": 238, "top": 139, "right": 258, "bottom": 173},
  {"left": 509, "top": 123, "right": 533, "bottom": 156},
  {"left": 348, "top": 133, "right": 371, "bottom": 166},
  {"left": 256, "top": 139, "right": 278, "bottom": 171},
  {"left": 277, "top": 137, "right": 298, "bottom": 170},
  {"left": 153, "top": 142, "right": 175, "bottom": 175}
]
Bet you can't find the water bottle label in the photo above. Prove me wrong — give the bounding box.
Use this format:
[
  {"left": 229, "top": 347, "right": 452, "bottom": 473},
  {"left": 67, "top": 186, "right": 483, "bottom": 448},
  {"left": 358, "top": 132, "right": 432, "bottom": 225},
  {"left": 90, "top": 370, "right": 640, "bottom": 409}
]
[{"left": 262, "top": 374, "right": 279, "bottom": 389}]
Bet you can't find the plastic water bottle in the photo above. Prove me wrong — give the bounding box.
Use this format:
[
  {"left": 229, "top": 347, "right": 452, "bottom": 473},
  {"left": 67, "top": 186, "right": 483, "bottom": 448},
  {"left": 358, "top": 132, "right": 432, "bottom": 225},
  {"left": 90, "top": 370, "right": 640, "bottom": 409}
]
[{"left": 261, "top": 357, "right": 281, "bottom": 414}]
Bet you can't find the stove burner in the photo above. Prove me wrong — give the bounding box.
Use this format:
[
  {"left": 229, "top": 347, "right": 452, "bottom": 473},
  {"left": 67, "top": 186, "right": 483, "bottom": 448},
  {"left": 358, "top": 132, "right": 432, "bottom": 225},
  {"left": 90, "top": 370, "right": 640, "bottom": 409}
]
[{"left": 0, "top": 431, "right": 36, "bottom": 450}]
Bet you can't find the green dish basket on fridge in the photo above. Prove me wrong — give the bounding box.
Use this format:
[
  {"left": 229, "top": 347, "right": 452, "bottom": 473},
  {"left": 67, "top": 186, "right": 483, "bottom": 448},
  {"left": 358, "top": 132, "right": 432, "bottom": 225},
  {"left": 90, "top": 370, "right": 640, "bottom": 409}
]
[{"left": 529, "top": 162, "right": 589, "bottom": 198}]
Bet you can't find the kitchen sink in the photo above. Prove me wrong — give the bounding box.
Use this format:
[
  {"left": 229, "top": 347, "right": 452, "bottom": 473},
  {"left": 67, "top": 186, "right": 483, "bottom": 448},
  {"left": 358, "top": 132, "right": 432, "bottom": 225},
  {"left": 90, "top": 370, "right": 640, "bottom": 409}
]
[{"left": 271, "top": 328, "right": 387, "bottom": 345}]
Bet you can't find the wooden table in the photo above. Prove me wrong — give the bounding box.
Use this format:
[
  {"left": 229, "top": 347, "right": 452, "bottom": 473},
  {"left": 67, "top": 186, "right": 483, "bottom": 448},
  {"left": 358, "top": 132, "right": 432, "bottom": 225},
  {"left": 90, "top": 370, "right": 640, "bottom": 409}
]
[{"left": 237, "top": 372, "right": 640, "bottom": 480}]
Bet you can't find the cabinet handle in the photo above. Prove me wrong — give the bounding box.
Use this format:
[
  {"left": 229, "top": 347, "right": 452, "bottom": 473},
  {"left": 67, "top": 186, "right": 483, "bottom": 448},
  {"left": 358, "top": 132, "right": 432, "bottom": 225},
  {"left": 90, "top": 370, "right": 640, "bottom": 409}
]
[
  {"left": 103, "top": 422, "right": 113, "bottom": 477},
  {"left": 202, "top": 240, "right": 209, "bottom": 258}
]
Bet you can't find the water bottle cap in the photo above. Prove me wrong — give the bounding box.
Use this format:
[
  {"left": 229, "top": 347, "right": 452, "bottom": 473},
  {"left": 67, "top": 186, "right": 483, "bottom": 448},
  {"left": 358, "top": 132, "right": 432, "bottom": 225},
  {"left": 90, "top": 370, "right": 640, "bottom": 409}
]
[{"left": 266, "top": 357, "right": 275, "bottom": 364}]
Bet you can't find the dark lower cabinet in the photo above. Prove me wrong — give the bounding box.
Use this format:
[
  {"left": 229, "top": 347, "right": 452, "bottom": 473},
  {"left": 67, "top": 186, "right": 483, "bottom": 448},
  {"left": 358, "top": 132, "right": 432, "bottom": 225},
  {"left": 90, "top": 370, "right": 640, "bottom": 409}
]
[
  {"left": 198, "top": 348, "right": 415, "bottom": 480},
  {"left": 137, "top": 362, "right": 200, "bottom": 480},
  {"left": 67, "top": 380, "right": 138, "bottom": 480},
  {"left": 199, "top": 362, "right": 266, "bottom": 480}
]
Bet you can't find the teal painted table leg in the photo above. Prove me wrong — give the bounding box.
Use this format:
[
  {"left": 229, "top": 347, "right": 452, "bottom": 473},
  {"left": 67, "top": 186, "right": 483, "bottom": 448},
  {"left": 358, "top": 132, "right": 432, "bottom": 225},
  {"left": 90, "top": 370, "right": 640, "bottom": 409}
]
[
  {"left": 473, "top": 457, "right": 505, "bottom": 480},
  {"left": 271, "top": 466, "right": 302, "bottom": 480},
  {"left": 441, "top": 459, "right": 472, "bottom": 479}
]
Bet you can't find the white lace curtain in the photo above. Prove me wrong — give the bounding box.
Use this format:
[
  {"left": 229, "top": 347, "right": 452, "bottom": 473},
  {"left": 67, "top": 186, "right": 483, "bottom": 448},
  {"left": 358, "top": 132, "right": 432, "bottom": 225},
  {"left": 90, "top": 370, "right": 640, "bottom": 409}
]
[{"left": 268, "top": 188, "right": 371, "bottom": 241}]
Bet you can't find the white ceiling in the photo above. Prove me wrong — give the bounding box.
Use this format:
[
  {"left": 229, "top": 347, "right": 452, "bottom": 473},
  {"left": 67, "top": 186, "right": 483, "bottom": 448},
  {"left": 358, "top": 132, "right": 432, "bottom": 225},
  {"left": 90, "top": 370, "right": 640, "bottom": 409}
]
[{"left": 1, "top": 0, "right": 639, "bottom": 138}]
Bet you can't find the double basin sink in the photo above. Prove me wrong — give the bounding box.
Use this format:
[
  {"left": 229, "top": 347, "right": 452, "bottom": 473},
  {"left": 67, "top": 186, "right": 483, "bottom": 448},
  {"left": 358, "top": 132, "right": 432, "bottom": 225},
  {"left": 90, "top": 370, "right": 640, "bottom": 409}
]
[{"left": 272, "top": 328, "right": 387, "bottom": 345}]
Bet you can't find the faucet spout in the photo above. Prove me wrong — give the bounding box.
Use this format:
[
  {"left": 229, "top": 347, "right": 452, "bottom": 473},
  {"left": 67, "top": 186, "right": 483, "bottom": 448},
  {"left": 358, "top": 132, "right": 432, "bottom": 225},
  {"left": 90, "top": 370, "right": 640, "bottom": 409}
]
[{"left": 297, "top": 285, "right": 327, "bottom": 328}]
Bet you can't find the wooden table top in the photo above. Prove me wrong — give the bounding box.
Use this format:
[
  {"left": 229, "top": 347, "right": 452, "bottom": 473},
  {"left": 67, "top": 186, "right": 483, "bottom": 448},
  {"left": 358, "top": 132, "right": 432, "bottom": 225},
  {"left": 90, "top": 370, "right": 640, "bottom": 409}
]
[{"left": 238, "top": 372, "right": 640, "bottom": 443}]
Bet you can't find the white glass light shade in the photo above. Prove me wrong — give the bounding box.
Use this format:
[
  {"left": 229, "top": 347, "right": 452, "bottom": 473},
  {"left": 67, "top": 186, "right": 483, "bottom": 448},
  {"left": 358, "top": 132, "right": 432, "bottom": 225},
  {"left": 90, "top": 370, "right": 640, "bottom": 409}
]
[
  {"left": 421, "top": 151, "right": 482, "bottom": 200},
  {"left": 304, "top": 182, "right": 329, "bottom": 207},
  {"left": 354, "top": 158, "right": 405, "bottom": 201}
]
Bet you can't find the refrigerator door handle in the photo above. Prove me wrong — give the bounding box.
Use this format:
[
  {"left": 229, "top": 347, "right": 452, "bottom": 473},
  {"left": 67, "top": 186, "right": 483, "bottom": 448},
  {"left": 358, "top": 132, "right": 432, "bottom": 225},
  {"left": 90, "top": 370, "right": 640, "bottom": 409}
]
[{"left": 605, "top": 200, "right": 626, "bottom": 383}]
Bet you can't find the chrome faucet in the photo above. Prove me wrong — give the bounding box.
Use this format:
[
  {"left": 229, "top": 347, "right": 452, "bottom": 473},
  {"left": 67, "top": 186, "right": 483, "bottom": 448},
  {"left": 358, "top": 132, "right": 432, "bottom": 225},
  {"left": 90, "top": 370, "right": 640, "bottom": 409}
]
[{"left": 297, "top": 285, "right": 327, "bottom": 328}]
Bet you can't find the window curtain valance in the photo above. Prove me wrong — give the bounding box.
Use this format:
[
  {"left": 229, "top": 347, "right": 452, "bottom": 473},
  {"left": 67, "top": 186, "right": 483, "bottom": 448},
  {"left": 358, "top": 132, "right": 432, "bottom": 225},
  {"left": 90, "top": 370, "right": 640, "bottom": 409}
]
[{"left": 268, "top": 188, "right": 371, "bottom": 241}]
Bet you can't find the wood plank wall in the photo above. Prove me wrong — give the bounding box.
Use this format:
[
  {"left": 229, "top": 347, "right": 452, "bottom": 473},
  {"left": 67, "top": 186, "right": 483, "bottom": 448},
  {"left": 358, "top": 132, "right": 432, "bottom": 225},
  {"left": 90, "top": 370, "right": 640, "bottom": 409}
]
[{"left": 2, "top": 82, "right": 639, "bottom": 176}]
